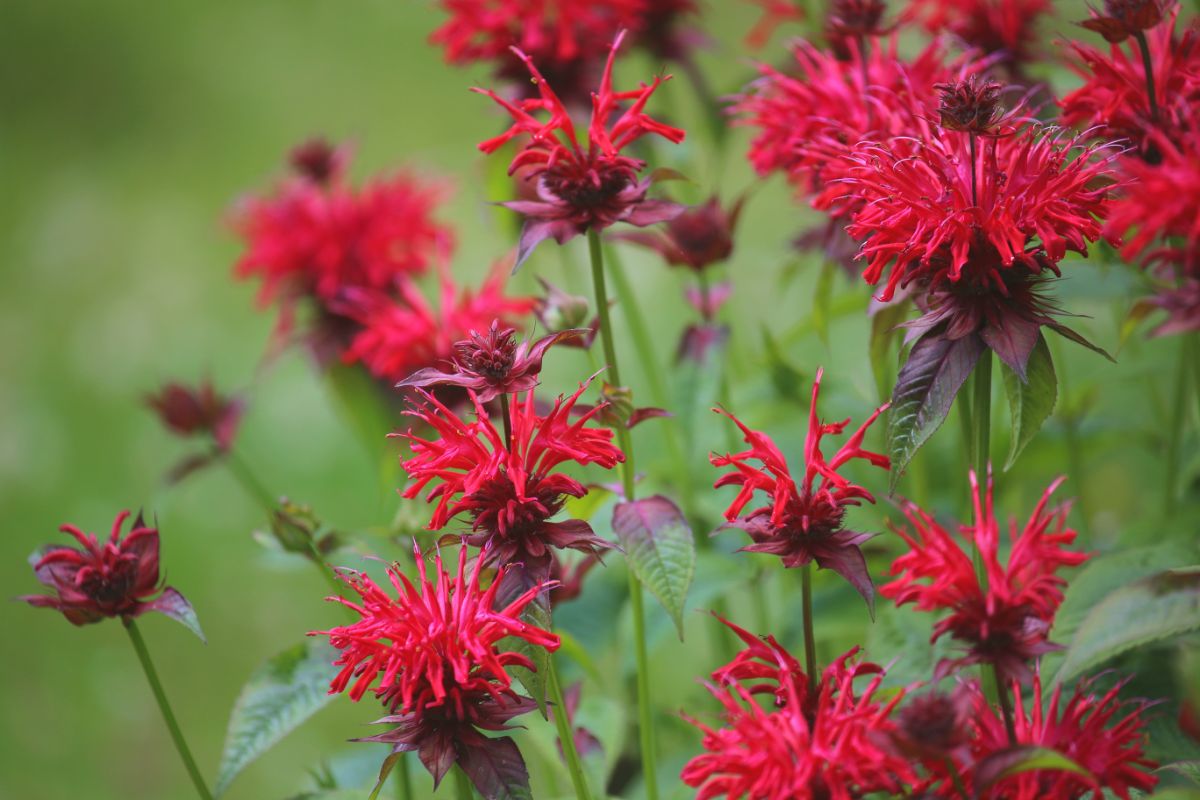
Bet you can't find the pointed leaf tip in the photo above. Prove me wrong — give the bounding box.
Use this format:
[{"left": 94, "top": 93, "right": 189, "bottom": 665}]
[{"left": 612, "top": 495, "right": 695, "bottom": 640}]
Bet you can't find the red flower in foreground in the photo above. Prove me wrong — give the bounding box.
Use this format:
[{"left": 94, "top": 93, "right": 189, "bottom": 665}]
[
  {"left": 966, "top": 675, "right": 1158, "bottom": 799},
  {"left": 475, "top": 31, "right": 686, "bottom": 265},
  {"left": 912, "top": 0, "right": 1053, "bottom": 74},
  {"left": 21, "top": 511, "right": 197, "bottom": 630},
  {"left": 710, "top": 369, "right": 889, "bottom": 610},
  {"left": 396, "top": 377, "right": 623, "bottom": 578},
  {"left": 682, "top": 616, "right": 914, "bottom": 800},
  {"left": 313, "top": 543, "right": 558, "bottom": 792},
  {"left": 335, "top": 265, "right": 534, "bottom": 384},
  {"left": 145, "top": 379, "right": 244, "bottom": 452},
  {"left": 397, "top": 320, "right": 584, "bottom": 403},
  {"left": 882, "top": 470, "right": 1089, "bottom": 683}
]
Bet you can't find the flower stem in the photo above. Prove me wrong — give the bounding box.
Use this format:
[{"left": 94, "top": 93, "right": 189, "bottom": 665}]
[
  {"left": 393, "top": 753, "right": 412, "bottom": 800},
  {"left": 972, "top": 352, "right": 992, "bottom": 482},
  {"left": 586, "top": 228, "right": 658, "bottom": 800},
  {"left": 1164, "top": 334, "right": 1191, "bottom": 517},
  {"left": 800, "top": 563, "right": 818, "bottom": 696},
  {"left": 969, "top": 133, "right": 979, "bottom": 207},
  {"left": 1134, "top": 30, "right": 1159, "bottom": 122},
  {"left": 223, "top": 446, "right": 277, "bottom": 512},
  {"left": 124, "top": 619, "right": 213, "bottom": 800},
  {"left": 944, "top": 757, "right": 970, "bottom": 800},
  {"left": 499, "top": 393, "right": 513, "bottom": 451},
  {"left": 992, "top": 667, "right": 1018, "bottom": 744},
  {"left": 453, "top": 764, "right": 474, "bottom": 800},
  {"left": 547, "top": 655, "right": 593, "bottom": 800}
]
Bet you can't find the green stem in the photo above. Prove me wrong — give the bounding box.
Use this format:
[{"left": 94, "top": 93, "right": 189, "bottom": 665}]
[
  {"left": 453, "top": 765, "right": 474, "bottom": 800},
  {"left": 124, "top": 619, "right": 213, "bottom": 800},
  {"left": 499, "top": 393, "right": 513, "bottom": 451},
  {"left": 547, "top": 656, "right": 593, "bottom": 800},
  {"left": 800, "top": 564, "right": 818, "bottom": 696},
  {"left": 1134, "top": 30, "right": 1159, "bottom": 122},
  {"left": 944, "top": 757, "right": 970, "bottom": 800},
  {"left": 586, "top": 228, "right": 657, "bottom": 800},
  {"left": 972, "top": 352, "right": 992, "bottom": 482},
  {"left": 223, "top": 447, "right": 276, "bottom": 512},
  {"left": 1165, "top": 334, "right": 1190, "bottom": 517},
  {"left": 393, "top": 753, "right": 412, "bottom": 800},
  {"left": 1052, "top": 337, "right": 1092, "bottom": 538},
  {"left": 992, "top": 667, "right": 1018, "bottom": 745}
]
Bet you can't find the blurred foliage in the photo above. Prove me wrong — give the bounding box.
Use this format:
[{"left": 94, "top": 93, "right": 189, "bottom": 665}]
[{"left": 1, "top": 1, "right": 1198, "bottom": 799}]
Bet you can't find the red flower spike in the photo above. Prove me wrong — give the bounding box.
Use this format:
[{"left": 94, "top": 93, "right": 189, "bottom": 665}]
[
  {"left": 966, "top": 675, "right": 1158, "bottom": 799},
  {"left": 230, "top": 146, "right": 455, "bottom": 314},
  {"left": 912, "top": 0, "right": 1053, "bottom": 74},
  {"left": 312, "top": 542, "right": 557, "bottom": 791},
  {"left": 682, "top": 617, "right": 915, "bottom": 800},
  {"left": 710, "top": 368, "right": 889, "bottom": 611},
  {"left": 616, "top": 195, "right": 743, "bottom": 272},
  {"left": 335, "top": 266, "right": 534, "bottom": 385},
  {"left": 881, "top": 470, "right": 1090, "bottom": 684},
  {"left": 1079, "top": 0, "right": 1168, "bottom": 43},
  {"left": 21, "top": 511, "right": 199, "bottom": 633},
  {"left": 395, "top": 377, "right": 623, "bottom": 577},
  {"left": 474, "top": 31, "right": 686, "bottom": 266},
  {"left": 145, "top": 378, "right": 244, "bottom": 452},
  {"left": 397, "top": 320, "right": 585, "bottom": 403}
]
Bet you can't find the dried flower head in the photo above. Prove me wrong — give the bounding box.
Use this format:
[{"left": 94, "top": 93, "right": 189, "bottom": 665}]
[
  {"left": 882, "top": 470, "right": 1089, "bottom": 683},
  {"left": 936, "top": 76, "right": 1010, "bottom": 135},
  {"left": 21, "top": 511, "right": 198, "bottom": 632},
  {"left": 1079, "top": 0, "right": 1168, "bottom": 43},
  {"left": 145, "top": 379, "right": 244, "bottom": 452},
  {"left": 475, "top": 31, "right": 686, "bottom": 265},
  {"left": 313, "top": 542, "right": 558, "bottom": 791},
  {"left": 710, "top": 368, "right": 889, "bottom": 610}
]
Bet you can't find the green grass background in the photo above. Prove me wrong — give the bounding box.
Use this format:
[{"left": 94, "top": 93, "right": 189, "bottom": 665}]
[{"left": 1, "top": 1, "right": 1195, "bottom": 799}]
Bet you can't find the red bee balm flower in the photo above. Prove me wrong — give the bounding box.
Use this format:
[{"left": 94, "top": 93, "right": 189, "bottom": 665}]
[
  {"left": 912, "top": 0, "right": 1053, "bottom": 74},
  {"left": 617, "top": 195, "right": 743, "bottom": 272},
  {"left": 682, "top": 617, "right": 915, "bottom": 800},
  {"left": 145, "top": 379, "right": 244, "bottom": 452},
  {"left": 21, "top": 511, "right": 198, "bottom": 631},
  {"left": 313, "top": 543, "right": 558, "bottom": 792},
  {"left": 396, "top": 377, "right": 624, "bottom": 578},
  {"left": 967, "top": 675, "right": 1158, "bottom": 799},
  {"left": 710, "top": 369, "right": 889, "bottom": 610},
  {"left": 397, "top": 320, "right": 584, "bottom": 403},
  {"left": 475, "top": 31, "right": 686, "bottom": 266},
  {"left": 881, "top": 470, "right": 1089, "bottom": 683}
]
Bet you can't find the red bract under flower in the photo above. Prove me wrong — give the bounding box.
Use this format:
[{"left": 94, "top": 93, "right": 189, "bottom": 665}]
[
  {"left": 475, "top": 32, "right": 686, "bottom": 265},
  {"left": 710, "top": 369, "right": 889, "bottom": 609},
  {"left": 1061, "top": 12, "right": 1200, "bottom": 155},
  {"left": 397, "top": 320, "right": 583, "bottom": 403},
  {"left": 21, "top": 511, "right": 195, "bottom": 628},
  {"left": 682, "top": 617, "right": 914, "bottom": 800},
  {"left": 966, "top": 675, "right": 1158, "bottom": 799},
  {"left": 912, "top": 0, "right": 1053, "bottom": 74},
  {"left": 335, "top": 266, "right": 534, "bottom": 384},
  {"left": 882, "top": 470, "right": 1089, "bottom": 683},
  {"left": 230, "top": 144, "right": 454, "bottom": 312},
  {"left": 396, "top": 377, "right": 623, "bottom": 575},
  {"left": 313, "top": 543, "right": 558, "bottom": 788},
  {"left": 733, "top": 36, "right": 979, "bottom": 206},
  {"left": 145, "top": 379, "right": 244, "bottom": 451}
]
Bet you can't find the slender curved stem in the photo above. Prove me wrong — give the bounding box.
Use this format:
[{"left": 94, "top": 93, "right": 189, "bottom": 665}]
[
  {"left": 223, "top": 447, "right": 276, "bottom": 512},
  {"left": 801, "top": 564, "right": 818, "bottom": 696},
  {"left": 1134, "top": 30, "right": 1159, "bottom": 122},
  {"left": 124, "top": 619, "right": 213, "bottom": 800},
  {"left": 586, "top": 228, "right": 657, "bottom": 800},
  {"left": 547, "top": 656, "right": 593, "bottom": 800}
]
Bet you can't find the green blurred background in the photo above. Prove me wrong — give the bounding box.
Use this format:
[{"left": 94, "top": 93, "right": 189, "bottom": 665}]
[{"left": 1, "top": 1, "right": 1195, "bottom": 799}]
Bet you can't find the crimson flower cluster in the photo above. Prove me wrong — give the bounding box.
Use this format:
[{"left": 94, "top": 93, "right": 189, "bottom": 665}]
[
  {"left": 21, "top": 510, "right": 197, "bottom": 630},
  {"left": 312, "top": 543, "right": 558, "bottom": 789},
  {"left": 710, "top": 368, "right": 889, "bottom": 610},
  {"left": 475, "top": 32, "right": 686, "bottom": 265},
  {"left": 397, "top": 376, "right": 623, "bottom": 583},
  {"left": 681, "top": 617, "right": 914, "bottom": 799},
  {"left": 882, "top": 470, "right": 1089, "bottom": 683}
]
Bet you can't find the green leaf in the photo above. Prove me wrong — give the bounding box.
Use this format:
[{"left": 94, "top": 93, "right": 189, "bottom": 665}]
[
  {"left": 1054, "top": 567, "right": 1200, "bottom": 686},
  {"left": 144, "top": 587, "right": 206, "bottom": 643},
  {"left": 1047, "top": 320, "right": 1117, "bottom": 363},
  {"left": 612, "top": 495, "right": 696, "bottom": 639},
  {"left": 761, "top": 326, "right": 806, "bottom": 404},
  {"left": 972, "top": 745, "right": 1095, "bottom": 798},
  {"left": 1001, "top": 332, "right": 1057, "bottom": 470},
  {"left": 813, "top": 261, "right": 836, "bottom": 349},
  {"left": 215, "top": 639, "right": 340, "bottom": 797},
  {"left": 495, "top": 566, "right": 553, "bottom": 718},
  {"left": 887, "top": 332, "right": 983, "bottom": 491}
]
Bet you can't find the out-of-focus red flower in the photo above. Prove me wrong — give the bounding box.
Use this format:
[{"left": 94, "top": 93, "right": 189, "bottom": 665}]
[
  {"left": 966, "top": 675, "right": 1158, "bottom": 799},
  {"left": 710, "top": 368, "right": 889, "bottom": 609},
  {"left": 1061, "top": 12, "right": 1200, "bottom": 156},
  {"left": 1079, "top": 0, "right": 1169, "bottom": 43},
  {"left": 882, "top": 470, "right": 1089, "bottom": 683},
  {"left": 837, "top": 122, "right": 1117, "bottom": 375},
  {"left": 891, "top": 686, "right": 974, "bottom": 765},
  {"left": 475, "top": 32, "right": 686, "bottom": 265},
  {"left": 548, "top": 552, "right": 600, "bottom": 604},
  {"left": 313, "top": 542, "right": 558, "bottom": 790},
  {"left": 629, "top": 0, "right": 702, "bottom": 61},
  {"left": 335, "top": 266, "right": 534, "bottom": 385},
  {"left": 745, "top": 0, "right": 805, "bottom": 48},
  {"left": 21, "top": 511, "right": 195, "bottom": 628},
  {"left": 396, "top": 320, "right": 583, "bottom": 403},
  {"left": 912, "top": 0, "right": 1053, "bottom": 74},
  {"left": 682, "top": 616, "right": 915, "bottom": 800},
  {"left": 230, "top": 143, "right": 455, "bottom": 313},
  {"left": 617, "top": 196, "right": 743, "bottom": 272},
  {"left": 825, "top": 0, "right": 893, "bottom": 40},
  {"left": 396, "top": 377, "right": 623, "bottom": 578},
  {"left": 145, "top": 379, "right": 244, "bottom": 452}
]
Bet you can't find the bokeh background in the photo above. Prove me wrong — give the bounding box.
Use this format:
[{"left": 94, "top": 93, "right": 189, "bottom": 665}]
[{"left": 2, "top": 1, "right": 1195, "bottom": 799}]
